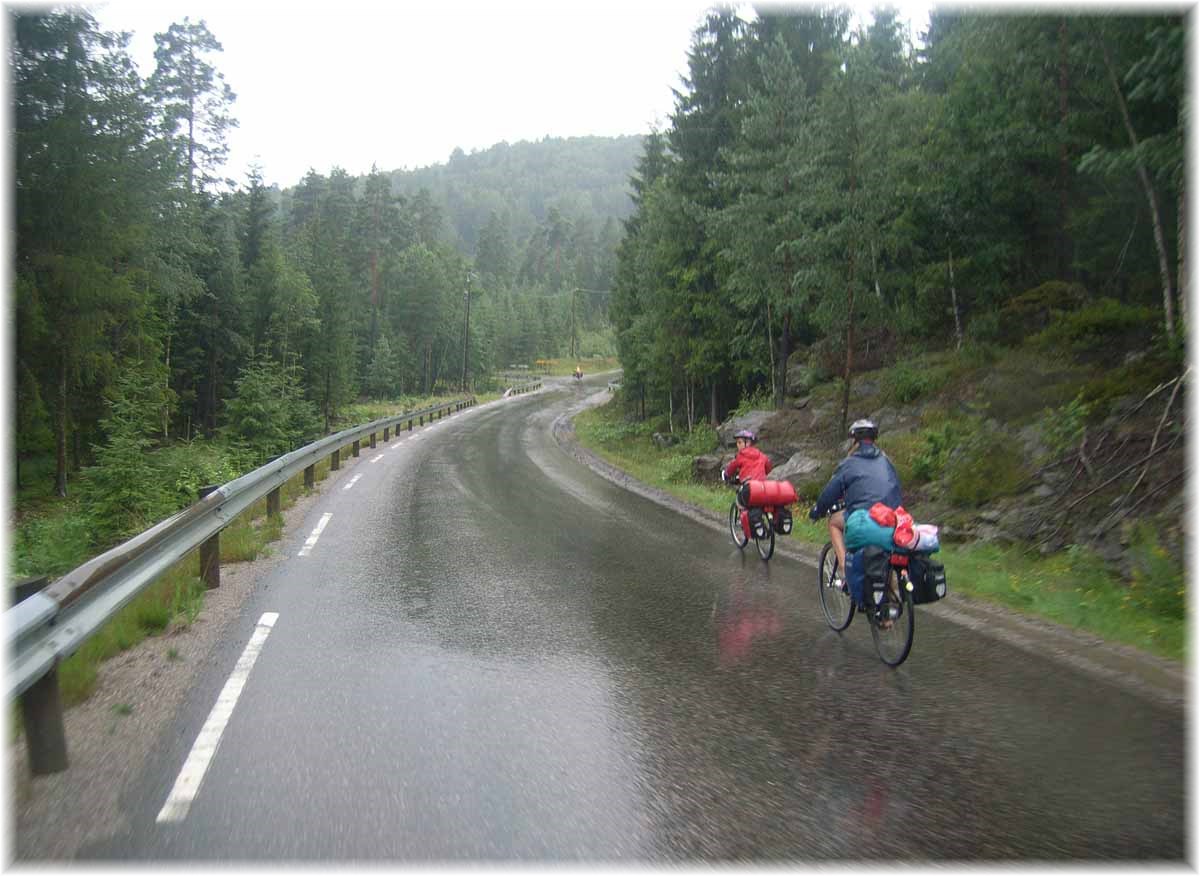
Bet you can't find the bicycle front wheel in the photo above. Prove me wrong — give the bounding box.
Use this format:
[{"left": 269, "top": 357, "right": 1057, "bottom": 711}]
[
  {"left": 818, "top": 542, "right": 854, "bottom": 631},
  {"left": 729, "top": 502, "right": 748, "bottom": 549},
  {"left": 870, "top": 566, "right": 915, "bottom": 666},
  {"left": 755, "top": 516, "right": 775, "bottom": 560}
]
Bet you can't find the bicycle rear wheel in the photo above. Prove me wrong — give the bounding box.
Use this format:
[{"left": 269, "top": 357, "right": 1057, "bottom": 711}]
[
  {"left": 818, "top": 542, "right": 854, "bottom": 631},
  {"left": 870, "top": 567, "right": 915, "bottom": 666},
  {"left": 729, "top": 502, "right": 748, "bottom": 549},
  {"left": 755, "top": 515, "right": 775, "bottom": 560}
]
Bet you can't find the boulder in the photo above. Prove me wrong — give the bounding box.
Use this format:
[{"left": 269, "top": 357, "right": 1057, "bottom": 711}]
[
  {"left": 692, "top": 453, "right": 728, "bottom": 483},
  {"left": 652, "top": 431, "right": 681, "bottom": 449},
  {"left": 786, "top": 363, "right": 822, "bottom": 394},
  {"left": 717, "top": 410, "right": 774, "bottom": 447},
  {"left": 769, "top": 451, "right": 824, "bottom": 483}
]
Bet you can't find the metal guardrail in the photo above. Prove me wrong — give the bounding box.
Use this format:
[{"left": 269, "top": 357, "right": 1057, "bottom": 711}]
[{"left": 8, "top": 396, "right": 476, "bottom": 774}]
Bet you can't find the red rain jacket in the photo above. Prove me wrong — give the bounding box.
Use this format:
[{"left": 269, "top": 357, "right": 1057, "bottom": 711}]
[{"left": 724, "top": 446, "right": 773, "bottom": 482}]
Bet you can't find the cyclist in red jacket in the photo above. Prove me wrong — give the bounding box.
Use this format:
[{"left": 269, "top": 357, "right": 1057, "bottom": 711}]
[{"left": 722, "top": 429, "right": 772, "bottom": 507}]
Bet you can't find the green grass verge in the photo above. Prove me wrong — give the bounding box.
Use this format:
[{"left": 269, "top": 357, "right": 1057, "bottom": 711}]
[{"left": 573, "top": 400, "right": 1184, "bottom": 663}]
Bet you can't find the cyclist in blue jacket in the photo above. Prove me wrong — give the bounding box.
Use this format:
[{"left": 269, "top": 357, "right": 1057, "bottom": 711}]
[{"left": 808, "top": 419, "right": 902, "bottom": 587}]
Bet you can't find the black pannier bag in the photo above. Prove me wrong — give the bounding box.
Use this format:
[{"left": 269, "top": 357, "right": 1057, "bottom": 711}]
[
  {"left": 774, "top": 506, "right": 793, "bottom": 534},
  {"left": 862, "top": 545, "right": 890, "bottom": 607},
  {"left": 747, "top": 506, "right": 766, "bottom": 537},
  {"left": 907, "top": 553, "right": 948, "bottom": 604}
]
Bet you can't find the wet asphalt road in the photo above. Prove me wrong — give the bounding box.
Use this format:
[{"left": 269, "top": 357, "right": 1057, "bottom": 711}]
[{"left": 82, "top": 380, "right": 1185, "bottom": 861}]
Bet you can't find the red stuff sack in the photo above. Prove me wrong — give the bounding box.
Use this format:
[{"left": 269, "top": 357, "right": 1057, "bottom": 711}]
[
  {"left": 869, "top": 502, "right": 897, "bottom": 527},
  {"left": 745, "top": 479, "right": 798, "bottom": 508},
  {"left": 893, "top": 506, "right": 917, "bottom": 550}
]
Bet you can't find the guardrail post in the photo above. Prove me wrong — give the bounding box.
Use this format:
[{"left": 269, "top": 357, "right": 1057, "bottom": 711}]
[
  {"left": 199, "top": 485, "right": 220, "bottom": 590},
  {"left": 352, "top": 440, "right": 360, "bottom": 459},
  {"left": 370, "top": 432, "right": 377, "bottom": 449},
  {"left": 408, "top": 419, "right": 413, "bottom": 431},
  {"left": 419, "top": 415, "right": 424, "bottom": 426},
  {"left": 304, "top": 464, "right": 315, "bottom": 490},
  {"left": 267, "top": 487, "right": 281, "bottom": 519},
  {"left": 384, "top": 426, "right": 390, "bottom": 442},
  {"left": 330, "top": 448, "right": 340, "bottom": 471},
  {"left": 12, "top": 575, "right": 49, "bottom": 606},
  {"left": 20, "top": 669, "right": 68, "bottom": 775}
]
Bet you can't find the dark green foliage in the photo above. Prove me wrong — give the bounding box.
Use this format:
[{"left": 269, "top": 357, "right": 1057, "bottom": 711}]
[
  {"left": 79, "top": 367, "right": 176, "bottom": 543},
  {"left": 1030, "top": 297, "right": 1157, "bottom": 360},
  {"left": 995, "top": 282, "right": 1089, "bottom": 344},
  {"left": 222, "top": 356, "right": 320, "bottom": 466}
]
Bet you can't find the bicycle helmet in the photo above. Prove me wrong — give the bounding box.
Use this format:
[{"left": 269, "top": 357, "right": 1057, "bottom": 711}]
[
  {"left": 734, "top": 429, "right": 757, "bottom": 443},
  {"left": 848, "top": 418, "right": 878, "bottom": 441}
]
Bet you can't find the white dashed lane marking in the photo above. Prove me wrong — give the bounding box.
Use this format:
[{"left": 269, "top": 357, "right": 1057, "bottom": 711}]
[
  {"left": 370, "top": 453, "right": 385, "bottom": 463},
  {"left": 156, "top": 612, "right": 279, "bottom": 824},
  {"left": 297, "top": 512, "right": 333, "bottom": 557},
  {"left": 343, "top": 474, "right": 362, "bottom": 491}
]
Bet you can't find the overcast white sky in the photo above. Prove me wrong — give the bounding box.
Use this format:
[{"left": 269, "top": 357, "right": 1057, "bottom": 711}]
[{"left": 79, "top": 1, "right": 931, "bottom": 190}]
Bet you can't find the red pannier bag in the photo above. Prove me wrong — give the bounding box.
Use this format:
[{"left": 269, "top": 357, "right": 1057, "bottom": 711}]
[
  {"left": 869, "top": 502, "right": 897, "bottom": 527},
  {"left": 745, "top": 479, "right": 798, "bottom": 508}
]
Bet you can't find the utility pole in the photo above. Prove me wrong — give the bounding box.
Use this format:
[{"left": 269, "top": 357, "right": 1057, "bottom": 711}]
[{"left": 461, "top": 272, "right": 474, "bottom": 392}]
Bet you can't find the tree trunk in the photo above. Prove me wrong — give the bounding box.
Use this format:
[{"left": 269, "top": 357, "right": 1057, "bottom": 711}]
[
  {"left": 710, "top": 383, "right": 718, "bottom": 428},
  {"left": 765, "top": 298, "right": 776, "bottom": 403},
  {"left": 841, "top": 268, "right": 856, "bottom": 441},
  {"left": 1100, "top": 36, "right": 1175, "bottom": 343},
  {"left": 775, "top": 311, "right": 792, "bottom": 410}
]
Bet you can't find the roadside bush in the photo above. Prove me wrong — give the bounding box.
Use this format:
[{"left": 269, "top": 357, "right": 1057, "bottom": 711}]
[
  {"left": 1126, "top": 523, "right": 1185, "bottom": 621},
  {"left": 12, "top": 509, "right": 94, "bottom": 578},
  {"left": 1036, "top": 393, "right": 1093, "bottom": 461},
  {"left": 910, "top": 420, "right": 971, "bottom": 483},
  {"left": 882, "top": 358, "right": 952, "bottom": 404},
  {"left": 155, "top": 442, "right": 242, "bottom": 508},
  {"left": 1030, "top": 297, "right": 1156, "bottom": 361},
  {"left": 997, "top": 281, "right": 1088, "bottom": 345}
]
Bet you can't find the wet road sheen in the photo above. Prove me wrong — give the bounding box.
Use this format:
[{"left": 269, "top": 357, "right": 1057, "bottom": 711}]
[{"left": 88, "top": 383, "right": 1184, "bottom": 861}]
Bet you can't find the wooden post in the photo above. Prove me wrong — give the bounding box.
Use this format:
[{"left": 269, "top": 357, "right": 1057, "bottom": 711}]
[
  {"left": 384, "top": 426, "right": 390, "bottom": 442},
  {"left": 352, "top": 440, "right": 360, "bottom": 458},
  {"left": 330, "top": 448, "right": 340, "bottom": 471},
  {"left": 199, "top": 485, "right": 220, "bottom": 590},
  {"left": 304, "top": 464, "right": 315, "bottom": 490},
  {"left": 20, "top": 670, "right": 68, "bottom": 774},
  {"left": 370, "top": 432, "right": 376, "bottom": 449},
  {"left": 267, "top": 487, "right": 281, "bottom": 519}
]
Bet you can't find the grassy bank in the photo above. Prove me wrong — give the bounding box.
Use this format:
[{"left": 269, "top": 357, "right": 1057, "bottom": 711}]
[{"left": 573, "top": 401, "right": 1185, "bottom": 663}]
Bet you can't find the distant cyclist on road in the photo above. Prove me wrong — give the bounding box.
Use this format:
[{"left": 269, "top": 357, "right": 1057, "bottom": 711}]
[
  {"left": 808, "top": 419, "right": 902, "bottom": 588},
  {"left": 722, "top": 429, "right": 773, "bottom": 509}
]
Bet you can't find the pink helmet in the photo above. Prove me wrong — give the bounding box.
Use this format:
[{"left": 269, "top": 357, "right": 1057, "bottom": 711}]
[{"left": 734, "top": 429, "right": 757, "bottom": 443}]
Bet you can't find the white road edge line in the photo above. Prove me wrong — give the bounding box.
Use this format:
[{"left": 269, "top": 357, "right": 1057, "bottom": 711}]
[
  {"left": 297, "top": 512, "right": 333, "bottom": 557},
  {"left": 156, "top": 612, "right": 279, "bottom": 824},
  {"left": 343, "top": 474, "right": 363, "bottom": 491},
  {"left": 369, "top": 453, "right": 385, "bottom": 463}
]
